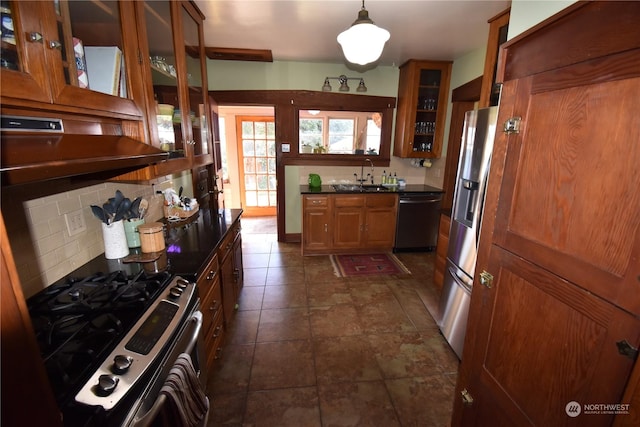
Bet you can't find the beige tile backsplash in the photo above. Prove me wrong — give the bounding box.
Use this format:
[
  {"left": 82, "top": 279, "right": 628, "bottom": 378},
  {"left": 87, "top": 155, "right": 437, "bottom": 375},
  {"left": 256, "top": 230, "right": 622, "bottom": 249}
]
[{"left": 17, "top": 182, "right": 155, "bottom": 298}]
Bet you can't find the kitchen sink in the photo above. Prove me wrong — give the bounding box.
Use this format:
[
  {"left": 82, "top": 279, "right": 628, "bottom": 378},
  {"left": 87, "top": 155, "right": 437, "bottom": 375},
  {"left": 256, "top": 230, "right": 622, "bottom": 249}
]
[{"left": 332, "top": 184, "right": 388, "bottom": 193}]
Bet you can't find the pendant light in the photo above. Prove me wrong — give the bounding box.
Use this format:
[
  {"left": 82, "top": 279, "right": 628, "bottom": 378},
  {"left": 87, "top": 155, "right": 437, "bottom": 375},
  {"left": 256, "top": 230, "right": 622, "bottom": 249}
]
[{"left": 337, "top": 0, "right": 390, "bottom": 66}]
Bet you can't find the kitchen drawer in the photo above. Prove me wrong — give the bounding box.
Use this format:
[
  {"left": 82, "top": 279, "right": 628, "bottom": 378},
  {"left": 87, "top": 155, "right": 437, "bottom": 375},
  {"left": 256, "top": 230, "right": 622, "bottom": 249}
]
[
  {"left": 366, "top": 194, "right": 397, "bottom": 208},
  {"left": 304, "top": 195, "right": 329, "bottom": 208},
  {"left": 204, "top": 314, "right": 225, "bottom": 372},
  {"left": 334, "top": 195, "right": 365, "bottom": 207},
  {"left": 218, "top": 221, "right": 240, "bottom": 258},
  {"left": 201, "top": 274, "right": 222, "bottom": 339}
]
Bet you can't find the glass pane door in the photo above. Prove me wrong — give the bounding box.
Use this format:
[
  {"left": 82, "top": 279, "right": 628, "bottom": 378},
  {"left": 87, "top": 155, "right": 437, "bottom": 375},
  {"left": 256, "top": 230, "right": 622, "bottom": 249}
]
[
  {"left": 65, "top": 0, "right": 124, "bottom": 94},
  {"left": 143, "top": 0, "right": 183, "bottom": 156},
  {"left": 181, "top": 5, "right": 209, "bottom": 158},
  {"left": 236, "top": 116, "right": 276, "bottom": 216}
]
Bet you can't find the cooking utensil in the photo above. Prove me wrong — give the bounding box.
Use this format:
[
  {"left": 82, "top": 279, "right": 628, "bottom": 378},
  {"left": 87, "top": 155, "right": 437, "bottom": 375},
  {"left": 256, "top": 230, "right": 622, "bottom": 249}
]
[
  {"left": 138, "top": 198, "right": 149, "bottom": 219},
  {"left": 115, "top": 198, "right": 131, "bottom": 222},
  {"left": 103, "top": 202, "right": 116, "bottom": 225},
  {"left": 130, "top": 197, "right": 142, "bottom": 219},
  {"left": 90, "top": 205, "right": 106, "bottom": 223}
]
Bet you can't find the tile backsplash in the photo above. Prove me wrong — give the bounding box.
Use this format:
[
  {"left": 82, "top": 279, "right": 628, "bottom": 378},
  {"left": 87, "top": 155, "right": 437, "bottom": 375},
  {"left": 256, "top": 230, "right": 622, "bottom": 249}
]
[{"left": 16, "top": 182, "right": 154, "bottom": 298}]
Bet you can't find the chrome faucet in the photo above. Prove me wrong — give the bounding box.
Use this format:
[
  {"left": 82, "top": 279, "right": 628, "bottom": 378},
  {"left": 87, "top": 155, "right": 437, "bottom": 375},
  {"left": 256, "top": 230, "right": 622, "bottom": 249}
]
[{"left": 355, "top": 158, "right": 375, "bottom": 185}]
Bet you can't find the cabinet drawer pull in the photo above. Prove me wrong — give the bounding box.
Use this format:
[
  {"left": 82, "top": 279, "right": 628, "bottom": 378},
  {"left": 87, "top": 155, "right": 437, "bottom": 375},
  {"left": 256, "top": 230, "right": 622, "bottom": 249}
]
[
  {"left": 206, "top": 270, "right": 216, "bottom": 280},
  {"left": 209, "top": 300, "right": 219, "bottom": 312},
  {"left": 214, "top": 347, "right": 222, "bottom": 360},
  {"left": 213, "top": 325, "right": 222, "bottom": 338}
]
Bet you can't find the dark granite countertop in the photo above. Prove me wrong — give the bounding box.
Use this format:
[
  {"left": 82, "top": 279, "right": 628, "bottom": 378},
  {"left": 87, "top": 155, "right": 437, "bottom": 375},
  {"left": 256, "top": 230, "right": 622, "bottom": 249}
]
[
  {"left": 43, "top": 207, "right": 243, "bottom": 286},
  {"left": 300, "top": 184, "right": 444, "bottom": 194}
]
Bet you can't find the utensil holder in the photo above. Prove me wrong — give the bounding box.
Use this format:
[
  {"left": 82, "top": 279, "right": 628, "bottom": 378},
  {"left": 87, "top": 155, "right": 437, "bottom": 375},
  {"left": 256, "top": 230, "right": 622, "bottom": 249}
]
[
  {"left": 101, "top": 220, "right": 129, "bottom": 259},
  {"left": 138, "top": 222, "right": 165, "bottom": 253},
  {"left": 124, "top": 218, "right": 145, "bottom": 248}
]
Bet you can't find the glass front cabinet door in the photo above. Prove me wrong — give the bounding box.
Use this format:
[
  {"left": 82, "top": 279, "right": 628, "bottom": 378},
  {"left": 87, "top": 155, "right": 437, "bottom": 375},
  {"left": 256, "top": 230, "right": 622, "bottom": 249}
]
[
  {"left": 0, "top": 0, "right": 141, "bottom": 116},
  {"left": 137, "top": 0, "right": 211, "bottom": 176},
  {"left": 393, "top": 60, "right": 452, "bottom": 159}
]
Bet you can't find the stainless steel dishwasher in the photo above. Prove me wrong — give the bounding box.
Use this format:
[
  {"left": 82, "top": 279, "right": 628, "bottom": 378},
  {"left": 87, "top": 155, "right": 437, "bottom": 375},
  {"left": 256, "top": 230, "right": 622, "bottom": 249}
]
[{"left": 394, "top": 192, "right": 443, "bottom": 251}]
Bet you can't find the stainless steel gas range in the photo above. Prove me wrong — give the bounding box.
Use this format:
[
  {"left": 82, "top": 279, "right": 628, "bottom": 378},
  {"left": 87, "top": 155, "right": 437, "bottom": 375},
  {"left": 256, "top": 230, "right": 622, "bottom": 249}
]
[{"left": 27, "top": 268, "right": 206, "bottom": 426}]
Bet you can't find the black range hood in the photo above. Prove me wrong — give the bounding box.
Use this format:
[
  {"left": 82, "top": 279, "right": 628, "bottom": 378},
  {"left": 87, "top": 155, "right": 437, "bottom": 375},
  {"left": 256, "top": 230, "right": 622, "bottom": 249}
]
[{"left": 1, "top": 117, "right": 169, "bottom": 185}]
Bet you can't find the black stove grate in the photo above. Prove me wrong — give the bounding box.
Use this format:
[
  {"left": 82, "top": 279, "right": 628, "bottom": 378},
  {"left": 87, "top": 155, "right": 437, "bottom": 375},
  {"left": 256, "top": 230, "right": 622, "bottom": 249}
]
[{"left": 27, "top": 269, "right": 173, "bottom": 407}]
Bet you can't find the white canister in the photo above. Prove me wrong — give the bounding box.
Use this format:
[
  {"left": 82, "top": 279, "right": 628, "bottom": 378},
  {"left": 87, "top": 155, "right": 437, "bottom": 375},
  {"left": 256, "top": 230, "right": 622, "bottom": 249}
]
[{"left": 101, "top": 220, "right": 129, "bottom": 259}]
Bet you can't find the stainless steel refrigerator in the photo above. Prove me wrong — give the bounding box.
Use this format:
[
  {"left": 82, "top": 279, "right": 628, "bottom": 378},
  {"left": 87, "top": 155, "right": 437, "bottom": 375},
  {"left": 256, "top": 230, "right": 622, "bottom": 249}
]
[{"left": 438, "top": 106, "right": 498, "bottom": 359}]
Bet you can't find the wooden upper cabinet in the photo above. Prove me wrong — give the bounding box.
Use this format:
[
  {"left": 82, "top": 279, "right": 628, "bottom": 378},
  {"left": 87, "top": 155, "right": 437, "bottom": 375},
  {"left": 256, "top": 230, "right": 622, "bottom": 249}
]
[
  {"left": 0, "top": 0, "right": 142, "bottom": 117},
  {"left": 479, "top": 8, "right": 510, "bottom": 108},
  {"left": 393, "top": 60, "right": 452, "bottom": 159},
  {"left": 135, "top": 0, "right": 212, "bottom": 178}
]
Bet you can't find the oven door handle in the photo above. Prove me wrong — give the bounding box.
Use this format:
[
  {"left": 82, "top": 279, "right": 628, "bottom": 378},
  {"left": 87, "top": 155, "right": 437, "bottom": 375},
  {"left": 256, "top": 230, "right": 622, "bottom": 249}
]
[
  {"left": 130, "top": 310, "right": 204, "bottom": 427},
  {"left": 183, "top": 310, "right": 203, "bottom": 355}
]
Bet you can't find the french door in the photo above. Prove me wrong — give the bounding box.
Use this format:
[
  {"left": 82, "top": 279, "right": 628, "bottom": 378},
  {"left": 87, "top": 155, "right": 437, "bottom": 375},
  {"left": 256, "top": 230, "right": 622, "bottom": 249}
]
[{"left": 235, "top": 116, "right": 276, "bottom": 216}]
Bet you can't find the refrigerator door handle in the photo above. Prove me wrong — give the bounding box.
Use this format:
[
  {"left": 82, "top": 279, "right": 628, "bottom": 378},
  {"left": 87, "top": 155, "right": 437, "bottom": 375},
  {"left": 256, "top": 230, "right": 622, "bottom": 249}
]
[{"left": 448, "top": 265, "right": 473, "bottom": 293}]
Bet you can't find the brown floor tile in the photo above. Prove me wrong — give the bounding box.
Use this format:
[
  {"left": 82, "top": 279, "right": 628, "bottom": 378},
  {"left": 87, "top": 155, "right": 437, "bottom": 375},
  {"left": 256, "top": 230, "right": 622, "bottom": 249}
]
[
  {"left": 307, "top": 280, "right": 353, "bottom": 306},
  {"left": 304, "top": 262, "right": 339, "bottom": 284},
  {"left": 419, "top": 329, "right": 461, "bottom": 375},
  {"left": 266, "top": 266, "right": 306, "bottom": 285},
  {"left": 313, "top": 336, "right": 382, "bottom": 384},
  {"left": 261, "top": 284, "right": 308, "bottom": 309},
  {"left": 237, "top": 285, "right": 264, "bottom": 311},
  {"left": 385, "top": 375, "right": 455, "bottom": 427},
  {"left": 243, "top": 253, "right": 271, "bottom": 268},
  {"left": 244, "top": 387, "right": 321, "bottom": 427},
  {"left": 243, "top": 267, "right": 268, "bottom": 287},
  {"left": 309, "top": 305, "right": 364, "bottom": 338},
  {"left": 207, "top": 392, "right": 245, "bottom": 426},
  {"left": 318, "top": 381, "right": 401, "bottom": 427},
  {"left": 269, "top": 252, "right": 304, "bottom": 268},
  {"left": 242, "top": 241, "right": 273, "bottom": 254},
  {"left": 387, "top": 280, "right": 439, "bottom": 331},
  {"left": 257, "top": 308, "right": 311, "bottom": 342},
  {"left": 208, "top": 343, "right": 254, "bottom": 395},
  {"left": 356, "top": 300, "right": 416, "bottom": 334},
  {"left": 226, "top": 310, "right": 260, "bottom": 345},
  {"left": 367, "top": 332, "right": 437, "bottom": 379},
  {"left": 348, "top": 282, "right": 397, "bottom": 306},
  {"left": 250, "top": 340, "right": 316, "bottom": 390},
  {"left": 271, "top": 241, "right": 301, "bottom": 253}
]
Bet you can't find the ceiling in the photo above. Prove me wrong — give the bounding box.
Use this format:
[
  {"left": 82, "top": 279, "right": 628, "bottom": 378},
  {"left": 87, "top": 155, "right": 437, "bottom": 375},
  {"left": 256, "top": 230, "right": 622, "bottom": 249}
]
[{"left": 193, "top": 0, "right": 511, "bottom": 68}]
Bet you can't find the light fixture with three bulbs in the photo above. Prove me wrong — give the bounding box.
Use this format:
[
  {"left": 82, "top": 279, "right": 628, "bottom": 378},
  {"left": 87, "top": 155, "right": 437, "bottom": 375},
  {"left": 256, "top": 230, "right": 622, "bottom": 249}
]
[{"left": 322, "top": 75, "right": 367, "bottom": 92}]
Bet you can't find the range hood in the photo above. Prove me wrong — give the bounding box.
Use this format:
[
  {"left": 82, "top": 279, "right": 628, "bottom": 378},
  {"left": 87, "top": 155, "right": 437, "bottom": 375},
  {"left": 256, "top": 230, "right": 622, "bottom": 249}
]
[{"left": 1, "top": 116, "right": 169, "bottom": 185}]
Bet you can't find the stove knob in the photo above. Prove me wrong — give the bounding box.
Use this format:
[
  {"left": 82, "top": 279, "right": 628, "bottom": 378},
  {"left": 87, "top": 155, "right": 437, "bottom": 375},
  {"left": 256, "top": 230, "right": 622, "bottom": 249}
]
[
  {"left": 169, "top": 286, "right": 183, "bottom": 299},
  {"left": 96, "top": 374, "right": 119, "bottom": 396},
  {"left": 176, "top": 278, "right": 189, "bottom": 289},
  {"left": 112, "top": 355, "right": 133, "bottom": 374}
]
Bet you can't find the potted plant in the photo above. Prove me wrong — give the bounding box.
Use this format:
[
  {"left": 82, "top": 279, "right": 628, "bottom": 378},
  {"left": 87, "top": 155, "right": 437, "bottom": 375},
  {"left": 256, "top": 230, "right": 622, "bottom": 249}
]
[{"left": 301, "top": 143, "right": 313, "bottom": 154}]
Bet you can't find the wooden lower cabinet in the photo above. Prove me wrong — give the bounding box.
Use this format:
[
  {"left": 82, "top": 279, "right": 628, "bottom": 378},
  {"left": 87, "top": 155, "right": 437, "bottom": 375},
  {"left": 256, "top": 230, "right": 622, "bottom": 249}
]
[
  {"left": 198, "top": 218, "right": 243, "bottom": 371},
  {"left": 218, "top": 220, "right": 243, "bottom": 327},
  {"left": 302, "top": 194, "right": 397, "bottom": 254},
  {"left": 303, "top": 195, "right": 332, "bottom": 252}
]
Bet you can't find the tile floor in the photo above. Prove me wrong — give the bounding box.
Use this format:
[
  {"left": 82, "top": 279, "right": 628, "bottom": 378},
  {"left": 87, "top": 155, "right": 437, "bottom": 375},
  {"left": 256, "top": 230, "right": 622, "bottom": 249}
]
[{"left": 206, "top": 219, "right": 459, "bottom": 426}]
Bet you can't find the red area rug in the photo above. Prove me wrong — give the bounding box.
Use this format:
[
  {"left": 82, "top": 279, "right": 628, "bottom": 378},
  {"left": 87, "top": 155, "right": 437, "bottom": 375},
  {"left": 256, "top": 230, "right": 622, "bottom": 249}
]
[{"left": 330, "top": 253, "right": 411, "bottom": 277}]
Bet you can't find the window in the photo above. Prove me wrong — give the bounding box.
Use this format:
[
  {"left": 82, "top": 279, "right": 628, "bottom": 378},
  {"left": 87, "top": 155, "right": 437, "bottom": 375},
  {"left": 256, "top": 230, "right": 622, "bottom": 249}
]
[
  {"left": 299, "top": 111, "right": 380, "bottom": 155},
  {"left": 328, "top": 118, "right": 355, "bottom": 154}
]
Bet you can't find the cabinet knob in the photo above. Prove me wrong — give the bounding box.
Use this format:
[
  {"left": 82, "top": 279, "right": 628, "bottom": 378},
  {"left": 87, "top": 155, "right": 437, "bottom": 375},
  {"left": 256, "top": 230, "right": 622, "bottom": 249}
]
[
  {"left": 48, "top": 40, "right": 62, "bottom": 50},
  {"left": 28, "top": 32, "right": 43, "bottom": 43},
  {"left": 206, "top": 270, "right": 216, "bottom": 280}
]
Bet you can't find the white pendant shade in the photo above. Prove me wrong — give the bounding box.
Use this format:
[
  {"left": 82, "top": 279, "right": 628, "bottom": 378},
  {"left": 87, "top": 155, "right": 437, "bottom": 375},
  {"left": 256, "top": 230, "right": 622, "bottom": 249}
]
[
  {"left": 338, "top": 23, "right": 390, "bottom": 65},
  {"left": 337, "top": 2, "right": 390, "bottom": 66}
]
